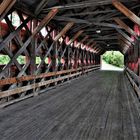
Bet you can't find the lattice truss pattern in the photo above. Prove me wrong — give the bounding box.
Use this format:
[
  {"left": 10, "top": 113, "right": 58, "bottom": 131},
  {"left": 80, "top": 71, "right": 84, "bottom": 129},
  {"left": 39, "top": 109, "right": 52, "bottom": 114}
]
[{"left": 0, "top": 3, "right": 100, "bottom": 105}]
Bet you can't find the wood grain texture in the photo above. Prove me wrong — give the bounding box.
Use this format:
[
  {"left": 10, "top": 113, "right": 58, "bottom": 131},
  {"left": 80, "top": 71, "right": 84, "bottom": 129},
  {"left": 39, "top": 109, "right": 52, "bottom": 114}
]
[{"left": 0, "top": 71, "right": 139, "bottom": 140}]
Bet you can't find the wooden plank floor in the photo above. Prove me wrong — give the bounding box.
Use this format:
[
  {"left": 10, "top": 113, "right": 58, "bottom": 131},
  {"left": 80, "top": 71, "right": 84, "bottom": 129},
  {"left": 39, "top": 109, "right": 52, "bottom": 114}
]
[{"left": 0, "top": 71, "right": 140, "bottom": 140}]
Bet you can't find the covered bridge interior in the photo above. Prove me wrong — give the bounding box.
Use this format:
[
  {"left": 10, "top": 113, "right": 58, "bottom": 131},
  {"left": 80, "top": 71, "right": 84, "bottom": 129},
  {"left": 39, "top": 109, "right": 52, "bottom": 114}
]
[{"left": 0, "top": 0, "right": 140, "bottom": 139}]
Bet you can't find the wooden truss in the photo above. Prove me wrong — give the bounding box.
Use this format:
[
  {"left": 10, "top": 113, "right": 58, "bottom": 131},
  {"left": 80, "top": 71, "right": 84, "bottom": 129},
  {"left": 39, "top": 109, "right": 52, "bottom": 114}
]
[{"left": 0, "top": 4, "right": 100, "bottom": 106}]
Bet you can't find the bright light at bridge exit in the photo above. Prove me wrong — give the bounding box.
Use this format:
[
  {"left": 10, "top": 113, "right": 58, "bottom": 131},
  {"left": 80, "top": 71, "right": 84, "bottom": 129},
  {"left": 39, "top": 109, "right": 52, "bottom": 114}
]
[{"left": 101, "top": 51, "right": 124, "bottom": 71}]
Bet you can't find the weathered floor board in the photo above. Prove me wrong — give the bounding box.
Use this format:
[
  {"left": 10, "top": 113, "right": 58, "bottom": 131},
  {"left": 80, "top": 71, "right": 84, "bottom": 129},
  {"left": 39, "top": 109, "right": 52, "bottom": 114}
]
[{"left": 0, "top": 71, "right": 140, "bottom": 140}]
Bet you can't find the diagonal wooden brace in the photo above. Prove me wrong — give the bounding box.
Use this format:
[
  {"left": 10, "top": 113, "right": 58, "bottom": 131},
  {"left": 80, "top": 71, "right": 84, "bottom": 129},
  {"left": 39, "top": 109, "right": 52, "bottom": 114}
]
[
  {"left": 0, "top": 9, "right": 59, "bottom": 78},
  {"left": 86, "top": 39, "right": 94, "bottom": 46},
  {"left": 114, "top": 17, "right": 137, "bottom": 38},
  {"left": 0, "top": 0, "right": 16, "bottom": 20},
  {"left": 33, "top": 8, "right": 58, "bottom": 36},
  {"left": 54, "top": 22, "right": 74, "bottom": 41},
  {"left": 116, "top": 28, "right": 134, "bottom": 45},
  {"left": 81, "top": 36, "right": 89, "bottom": 44},
  {"left": 112, "top": 0, "right": 140, "bottom": 26},
  {"left": 119, "top": 39, "right": 129, "bottom": 49},
  {"left": 91, "top": 42, "right": 97, "bottom": 48},
  {"left": 118, "top": 34, "right": 132, "bottom": 47},
  {"left": 76, "top": 36, "right": 89, "bottom": 48},
  {"left": 67, "top": 30, "right": 83, "bottom": 45},
  {"left": 35, "top": 0, "right": 49, "bottom": 15},
  {"left": 119, "top": 40, "right": 129, "bottom": 54},
  {"left": 0, "top": 0, "right": 16, "bottom": 15}
]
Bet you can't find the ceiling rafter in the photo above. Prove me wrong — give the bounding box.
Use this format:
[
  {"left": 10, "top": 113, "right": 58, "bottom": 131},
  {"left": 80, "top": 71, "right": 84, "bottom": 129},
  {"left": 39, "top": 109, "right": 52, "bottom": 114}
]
[{"left": 14, "top": 0, "right": 140, "bottom": 51}]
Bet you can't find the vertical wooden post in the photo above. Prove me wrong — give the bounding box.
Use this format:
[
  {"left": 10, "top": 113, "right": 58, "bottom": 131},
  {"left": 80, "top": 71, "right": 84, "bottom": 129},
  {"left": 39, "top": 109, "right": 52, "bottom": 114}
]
[
  {"left": 137, "top": 38, "right": 140, "bottom": 76},
  {"left": 81, "top": 49, "right": 84, "bottom": 75},
  {"left": 30, "top": 19, "right": 37, "bottom": 75},
  {"left": 30, "top": 19, "right": 37, "bottom": 96},
  {"left": 52, "top": 33, "right": 57, "bottom": 72},
  {"left": 65, "top": 37, "right": 69, "bottom": 70},
  {"left": 74, "top": 48, "right": 78, "bottom": 69}
]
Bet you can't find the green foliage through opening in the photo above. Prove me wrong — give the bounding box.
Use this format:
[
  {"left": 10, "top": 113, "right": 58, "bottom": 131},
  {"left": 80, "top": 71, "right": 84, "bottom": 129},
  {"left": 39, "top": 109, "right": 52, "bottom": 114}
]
[
  {"left": 102, "top": 51, "right": 124, "bottom": 68},
  {"left": 0, "top": 55, "right": 10, "bottom": 65}
]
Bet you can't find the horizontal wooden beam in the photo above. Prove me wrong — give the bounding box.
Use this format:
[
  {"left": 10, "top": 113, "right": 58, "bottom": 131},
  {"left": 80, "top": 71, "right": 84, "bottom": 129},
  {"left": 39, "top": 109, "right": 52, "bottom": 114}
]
[
  {"left": 53, "top": 16, "right": 122, "bottom": 29},
  {"left": 0, "top": 66, "right": 100, "bottom": 107},
  {"left": 0, "top": 69, "right": 75, "bottom": 86},
  {"left": 0, "top": 65, "right": 100, "bottom": 98},
  {"left": 91, "top": 37, "right": 118, "bottom": 40},
  {"left": 64, "top": 10, "right": 117, "bottom": 17},
  {"left": 85, "top": 27, "right": 115, "bottom": 32},
  {"left": 112, "top": 0, "right": 140, "bottom": 26},
  {"left": 126, "top": 68, "right": 140, "bottom": 99},
  {"left": 46, "top": 0, "right": 136, "bottom": 10},
  {"left": 0, "top": 65, "right": 99, "bottom": 87}
]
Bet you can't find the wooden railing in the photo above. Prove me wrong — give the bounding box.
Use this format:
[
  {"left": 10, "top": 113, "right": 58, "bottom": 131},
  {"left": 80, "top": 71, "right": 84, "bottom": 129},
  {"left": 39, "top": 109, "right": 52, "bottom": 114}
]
[
  {"left": 0, "top": 65, "right": 100, "bottom": 107},
  {"left": 125, "top": 67, "right": 140, "bottom": 100}
]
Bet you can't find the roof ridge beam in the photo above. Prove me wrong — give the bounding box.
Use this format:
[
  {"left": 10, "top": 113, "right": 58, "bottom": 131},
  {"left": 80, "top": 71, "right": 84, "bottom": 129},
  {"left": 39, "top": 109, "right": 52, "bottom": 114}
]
[{"left": 47, "top": 0, "right": 135, "bottom": 10}]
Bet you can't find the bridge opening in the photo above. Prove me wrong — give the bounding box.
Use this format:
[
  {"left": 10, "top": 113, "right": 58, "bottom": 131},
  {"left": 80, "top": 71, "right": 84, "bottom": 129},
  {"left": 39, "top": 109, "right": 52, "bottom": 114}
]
[
  {"left": 101, "top": 51, "right": 124, "bottom": 71},
  {"left": 0, "top": 0, "right": 140, "bottom": 139}
]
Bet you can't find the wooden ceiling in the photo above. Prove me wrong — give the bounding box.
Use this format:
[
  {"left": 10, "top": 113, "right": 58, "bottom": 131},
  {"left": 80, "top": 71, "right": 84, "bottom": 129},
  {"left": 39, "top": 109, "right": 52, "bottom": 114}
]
[{"left": 15, "top": 0, "right": 140, "bottom": 53}]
